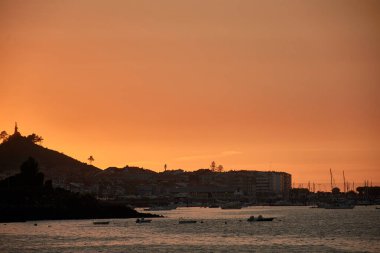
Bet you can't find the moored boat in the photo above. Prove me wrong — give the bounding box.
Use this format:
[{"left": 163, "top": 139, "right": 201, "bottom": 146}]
[
  {"left": 136, "top": 217, "right": 152, "bottom": 223},
  {"left": 93, "top": 221, "right": 110, "bottom": 225},
  {"left": 179, "top": 220, "right": 197, "bottom": 224},
  {"left": 247, "top": 215, "right": 274, "bottom": 222}
]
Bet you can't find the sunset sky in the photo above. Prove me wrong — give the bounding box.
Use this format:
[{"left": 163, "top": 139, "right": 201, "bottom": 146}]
[{"left": 1, "top": 0, "right": 379, "bottom": 188}]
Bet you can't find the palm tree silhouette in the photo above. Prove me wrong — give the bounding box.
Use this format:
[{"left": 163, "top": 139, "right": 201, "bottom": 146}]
[{"left": 88, "top": 155, "right": 95, "bottom": 165}]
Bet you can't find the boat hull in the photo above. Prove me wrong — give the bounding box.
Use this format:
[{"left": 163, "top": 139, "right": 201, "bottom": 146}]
[
  {"left": 179, "top": 220, "right": 197, "bottom": 224},
  {"left": 93, "top": 221, "right": 110, "bottom": 225},
  {"left": 136, "top": 218, "right": 152, "bottom": 223},
  {"left": 247, "top": 218, "right": 274, "bottom": 222}
]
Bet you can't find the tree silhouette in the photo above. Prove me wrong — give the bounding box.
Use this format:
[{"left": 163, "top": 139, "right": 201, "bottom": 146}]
[
  {"left": 88, "top": 155, "right": 95, "bottom": 165},
  {"left": 210, "top": 161, "right": 216, "bottom": 172},
  {"left": 27, "top": 133, "right": 44, "bottom": 144},
  {"left": 36, "top": 135, "right": 44, "bottom": 144},
  {"left": 20, "top": 157, "right": 39, "bottom": 176},
  {"left": 0, "top": 130, "right": 8, "bottom": 142},
  {"left": 19, "top": 157, "right": 44, "bottom": 187},
  {"left": 217, "top": 165, "right": 224, "bottom": 172}
]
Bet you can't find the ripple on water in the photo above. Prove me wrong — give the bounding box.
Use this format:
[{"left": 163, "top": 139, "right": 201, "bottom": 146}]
[{"left": 0, "top": 206, "right": 379, "bottom": 253}]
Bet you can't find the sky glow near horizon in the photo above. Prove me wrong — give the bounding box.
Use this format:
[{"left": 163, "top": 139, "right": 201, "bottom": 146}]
[{"left": 0, "top": 0, "right": 379, "bottom": 186}]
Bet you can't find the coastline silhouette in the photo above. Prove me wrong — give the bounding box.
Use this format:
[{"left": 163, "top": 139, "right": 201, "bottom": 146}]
[
  {"left": 1, "top": 127, "right": 378, "bottom": 213},
  {"left": 0, "top": 157, "right": 159, "bottom": 222}
]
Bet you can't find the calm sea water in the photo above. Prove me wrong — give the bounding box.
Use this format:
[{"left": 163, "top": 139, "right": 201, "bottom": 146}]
[{"left": 0, "top": 206, "right": 379, "bottom": 252}]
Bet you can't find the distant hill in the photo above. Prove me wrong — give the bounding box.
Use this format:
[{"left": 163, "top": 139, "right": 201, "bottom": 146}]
[
  {"left": 95, "top": 166, "right": 157, "bottom": 183},
  {"left": 0, "top": 132, "right": 101, "bottom": 183}
]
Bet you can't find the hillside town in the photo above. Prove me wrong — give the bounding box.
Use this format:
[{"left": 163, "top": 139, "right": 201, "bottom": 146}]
[
  {"left": 66, "top": 167, "right": 292, "bottom": 206},
  {"left": 1, "top": 125, "right": 379, "bottom": 208}
]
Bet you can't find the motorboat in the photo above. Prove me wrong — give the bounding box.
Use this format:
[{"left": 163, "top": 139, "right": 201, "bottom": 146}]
[
  {"left": 93, "top": 221, "right": 110, "bottom": 225},
  {"left": 247, "top": 215, "right": 274, "bottom": 222},
  {"left": 136, "top": 217, "right": 152, "bottom": 223},
  {"left": 179, "top": 220, "right": 197, "bottom": 224}
]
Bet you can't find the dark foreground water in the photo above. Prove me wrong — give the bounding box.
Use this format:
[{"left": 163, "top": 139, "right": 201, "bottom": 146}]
[{"left": 0, "top": 206, "right": 379, "bottom": 252}]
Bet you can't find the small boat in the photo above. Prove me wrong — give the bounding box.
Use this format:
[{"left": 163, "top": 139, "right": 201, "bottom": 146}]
[
  {"left": 208, "top": 204, "right": 220, "bottom": 208},
  {"left": 247, "top": 215, "right": 274, "bottom": 222},
  {"left": 136, "top": 218, "right": 152, "bottom": 223},
  {"left": 93, "top": 221, "right": 110, "bottom": 225},
  {"left": 179, "top": 220, "right": 197, "bottom": 224}
]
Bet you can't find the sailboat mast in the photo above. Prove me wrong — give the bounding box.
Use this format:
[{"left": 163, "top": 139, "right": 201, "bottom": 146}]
[
  {"left": 343, "top": 170, "right": 346, "bottom": 193},
  {"left": 330, "top": 168, "right": 333, "bottom": 191}
]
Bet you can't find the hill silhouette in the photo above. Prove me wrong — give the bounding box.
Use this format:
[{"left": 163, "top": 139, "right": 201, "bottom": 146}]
[
  {"left": 0, "top": 131, "right": 101, "bottom": 183},
  {"left": 0, "top": 157, "right": 159, "bottom": 222}
]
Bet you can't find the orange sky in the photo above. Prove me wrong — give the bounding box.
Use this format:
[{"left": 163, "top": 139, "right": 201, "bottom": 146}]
[{"left": 1, "top": 0, "right": 379, "bottom": 188}]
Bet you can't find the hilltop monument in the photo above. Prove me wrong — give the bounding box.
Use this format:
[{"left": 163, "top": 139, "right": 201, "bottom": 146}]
[{"left": 14, "top": 122, "right": 21, "bottom": 136}]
